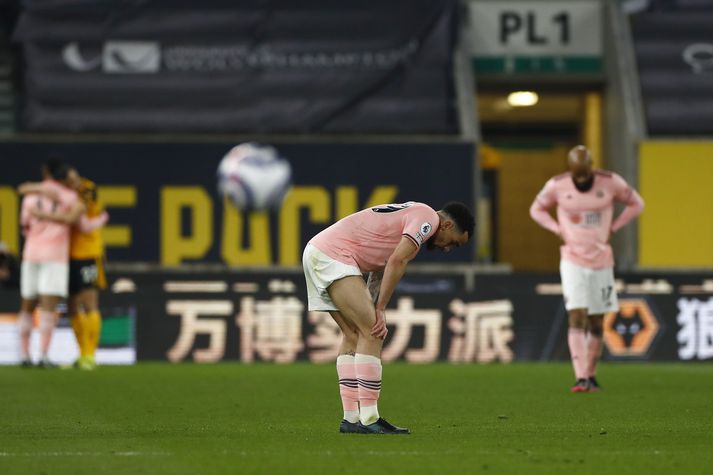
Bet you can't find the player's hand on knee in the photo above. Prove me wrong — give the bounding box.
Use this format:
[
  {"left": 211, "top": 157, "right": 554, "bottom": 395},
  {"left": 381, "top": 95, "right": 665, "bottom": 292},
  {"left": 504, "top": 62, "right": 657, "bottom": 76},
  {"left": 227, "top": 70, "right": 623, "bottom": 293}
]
[{"left": 371, "top": 308, "right": 388, "bottom": 340}]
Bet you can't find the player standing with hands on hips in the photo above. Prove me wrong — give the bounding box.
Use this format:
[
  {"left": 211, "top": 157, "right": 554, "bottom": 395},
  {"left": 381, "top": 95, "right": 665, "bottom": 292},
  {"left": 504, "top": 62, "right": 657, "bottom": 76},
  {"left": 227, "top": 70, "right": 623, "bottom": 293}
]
[
  {"left": 530, "top": 146, "right": 644, "bottom": 393},
  {"left": 303, "top": 201, "right": 474, "bottom": 434}
]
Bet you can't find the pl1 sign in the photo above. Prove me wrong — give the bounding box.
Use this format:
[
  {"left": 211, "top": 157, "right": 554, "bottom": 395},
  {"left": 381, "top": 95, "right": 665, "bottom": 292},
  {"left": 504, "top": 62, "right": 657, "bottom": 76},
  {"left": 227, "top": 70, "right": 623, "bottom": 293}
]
[{"left": 468, "top": 0, "right": 602, "bottom": 74}]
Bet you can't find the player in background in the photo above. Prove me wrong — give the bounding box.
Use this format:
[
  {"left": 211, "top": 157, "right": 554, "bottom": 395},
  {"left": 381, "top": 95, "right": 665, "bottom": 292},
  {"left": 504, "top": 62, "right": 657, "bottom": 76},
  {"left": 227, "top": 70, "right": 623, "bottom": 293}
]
[
  {"left": 19, "top": 169, "right": 109, "bottom": 370},
  {"left": 67, "top": 173, "right": 109, "bottom": 370},
  {"left": 17, "top": 160, "right": 84, "bottom": 367},
  {"left": 529, "top": 146, "right": 644, "bottom": 392},
  {"left": 303, "top": 201, "right": 474, "bottom": 434}
]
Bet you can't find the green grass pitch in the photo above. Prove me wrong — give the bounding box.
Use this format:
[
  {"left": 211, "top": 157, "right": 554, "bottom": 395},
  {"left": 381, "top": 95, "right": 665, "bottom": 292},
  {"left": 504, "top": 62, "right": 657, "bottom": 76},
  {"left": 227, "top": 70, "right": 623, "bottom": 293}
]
[{"left": 1, "top": 363, "right": 711, "bottom": 474}]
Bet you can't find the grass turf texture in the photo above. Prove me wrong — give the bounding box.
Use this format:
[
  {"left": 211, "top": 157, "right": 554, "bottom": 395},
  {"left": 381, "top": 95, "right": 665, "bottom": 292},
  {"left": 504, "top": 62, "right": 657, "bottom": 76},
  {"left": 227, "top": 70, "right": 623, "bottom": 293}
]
[{"left": 1, "top": 363, "right": 711, "bottom": 474}]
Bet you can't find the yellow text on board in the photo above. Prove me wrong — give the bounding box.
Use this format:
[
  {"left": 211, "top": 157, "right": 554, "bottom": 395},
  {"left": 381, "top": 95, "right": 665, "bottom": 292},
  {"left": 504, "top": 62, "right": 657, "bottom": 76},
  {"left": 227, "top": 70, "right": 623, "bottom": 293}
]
[{"left": 0, "top": 185, "right": 398, "bottom": 266}]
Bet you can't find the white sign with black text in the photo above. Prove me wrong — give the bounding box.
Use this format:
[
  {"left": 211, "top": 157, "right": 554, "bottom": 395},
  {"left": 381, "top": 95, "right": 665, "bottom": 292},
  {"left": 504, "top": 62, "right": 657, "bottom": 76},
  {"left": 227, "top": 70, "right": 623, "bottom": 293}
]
[{"left": 468, "top": 0, "right": 602, "bottom": 56}]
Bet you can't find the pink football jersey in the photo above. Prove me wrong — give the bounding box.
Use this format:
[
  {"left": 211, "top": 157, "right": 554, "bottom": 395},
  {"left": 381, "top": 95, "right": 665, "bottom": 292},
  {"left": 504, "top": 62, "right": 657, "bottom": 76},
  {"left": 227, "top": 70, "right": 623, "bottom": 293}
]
[
  {"left": 530, "top": 170, "right": 644, "bottom": 269},
  {"left": 21, "top": 180, "right": 79, "bottom": 263},
  {"left": 309, "top": 201, "right": 439, "bottom": 272}
]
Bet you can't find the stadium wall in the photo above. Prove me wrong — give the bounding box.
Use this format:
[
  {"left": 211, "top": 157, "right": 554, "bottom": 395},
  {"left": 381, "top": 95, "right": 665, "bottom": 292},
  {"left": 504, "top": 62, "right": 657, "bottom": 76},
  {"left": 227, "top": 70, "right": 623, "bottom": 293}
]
[
  {"left": 1, "top": 269, "right": 710, "bottom": 364},
  {"left": 0, "top": 141, "right": 476, "bottom": 265},
  {"left": 639, "top": 141, "right": 713, "bottom": 268}
]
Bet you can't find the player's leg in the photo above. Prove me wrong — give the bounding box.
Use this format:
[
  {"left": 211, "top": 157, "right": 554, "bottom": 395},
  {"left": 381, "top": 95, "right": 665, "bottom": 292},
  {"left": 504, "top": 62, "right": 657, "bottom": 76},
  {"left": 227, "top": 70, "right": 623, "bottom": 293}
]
[
  {"left": 36, "top": 261, "right": 69, "bottom": 368},
  {"left": 18, "top": 298, "right": 37, "bottom": 366},
  {"left": 84, "top": 256, "right": 107, "bottom": 368},
  {"left": 68, "top": 293, "right": 87, "bottom": 367},
  {"left": 302, "top": 244, "right": 363, "bottom": 432},
  {"left": 328, "top": 276, "right": 382, "bottom": 356},
  {"left": 68, "top": 260, "right": 89, "bottom": 367},
  {"left": 37, "top": 294, "right": 60, "bottom": 367},
  {"left": 585, "top": 266, "right": 618, "bottom": 391},
  {"left": 328, "top": 276, "right": 383, "bottom": 423},
  {"left": 79, "top": 287, "right": 101, "bottom": 369},
  {"left": 329, "top": 311, "right": 361, "bottom": 431},
  {"left": 560, "top": 260, "right": 590, "bottom": 392},
  {"left": 328, "top": 276, "right": 408, "bottom": 434},
  {"left": 586, "top": 314, "right": 604, "bottom": 391},
  {"left": 567, "top": 309, "right": 589, "bottom": 392},
  {"left": 67, "top": 293, "right": 84, "bottom": 356},
  {"left": 18, "top": 261, "right": 39, "bottom": 366}
]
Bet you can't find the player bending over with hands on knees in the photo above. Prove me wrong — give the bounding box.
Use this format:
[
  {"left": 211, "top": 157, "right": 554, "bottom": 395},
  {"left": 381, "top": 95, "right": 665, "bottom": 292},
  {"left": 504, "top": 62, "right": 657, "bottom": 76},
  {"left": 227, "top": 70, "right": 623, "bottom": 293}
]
[{"left": 303, "top": 201, "right": 474, "bottom": 434}]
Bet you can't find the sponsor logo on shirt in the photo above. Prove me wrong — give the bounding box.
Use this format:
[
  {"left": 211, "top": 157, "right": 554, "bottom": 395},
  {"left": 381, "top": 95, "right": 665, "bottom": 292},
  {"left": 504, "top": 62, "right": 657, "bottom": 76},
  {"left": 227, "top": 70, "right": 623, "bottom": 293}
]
[{"left": 570, "top": 212, "right": 601, "bottom": 226}]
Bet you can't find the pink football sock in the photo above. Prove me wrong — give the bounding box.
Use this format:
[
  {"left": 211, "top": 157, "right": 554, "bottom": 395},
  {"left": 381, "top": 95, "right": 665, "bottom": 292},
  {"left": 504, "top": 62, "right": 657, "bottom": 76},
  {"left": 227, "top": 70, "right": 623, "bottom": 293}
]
[
  {"left": 355, "top": 353, "right": 382, "bottom": 425},
  {"left": 38, "top": 310, "right": 56, "bottom": 356},
  {"left": 568, "top": 328, "right": 588, "bottom": 380},
  {"left": 587, "top": 335, "right": 603, "bottom": 378},
  {"left": 336, "top": 355, "right": 359, "bottom": 422}
]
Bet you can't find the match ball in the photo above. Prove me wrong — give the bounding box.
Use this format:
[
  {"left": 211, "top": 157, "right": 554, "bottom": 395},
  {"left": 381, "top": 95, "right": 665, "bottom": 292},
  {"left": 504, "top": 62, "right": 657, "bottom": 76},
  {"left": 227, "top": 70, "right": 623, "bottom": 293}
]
[{"left": 217, "top": 143, "right": 292, "bottom": 211}]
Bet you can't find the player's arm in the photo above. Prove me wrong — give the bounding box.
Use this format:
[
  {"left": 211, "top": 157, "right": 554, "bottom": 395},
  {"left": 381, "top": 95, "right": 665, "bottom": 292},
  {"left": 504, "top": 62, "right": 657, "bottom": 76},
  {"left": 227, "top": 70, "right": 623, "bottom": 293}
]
[
  {"left": 31, "top": 201, "right": 86, "bottom": 225},
  {"left": 77, "top": 211, "right": 110, "bottom": 233},
  {"left": 371, "top": 237, "right": 420, "bottom": 339},
  {"left": 611, "top": 186, "right": 645, "bottom": 233},
  {"left": 529, "top": 180, "right": 561, "bottom": 236},
  {"left": 17, "top": 182, "right": 60, "bottom": 201},
  {"left": 20, "top": 199, "right": 32, "bottom": 234}
]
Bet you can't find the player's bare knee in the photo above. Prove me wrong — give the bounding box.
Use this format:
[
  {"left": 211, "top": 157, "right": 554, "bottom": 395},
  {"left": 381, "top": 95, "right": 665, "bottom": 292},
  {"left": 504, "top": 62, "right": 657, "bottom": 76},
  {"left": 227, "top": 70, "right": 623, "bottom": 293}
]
[
  {"left": 17, "top": 312, "right": 32, "bottom": 335},
  {"left": 20, "top": 299, "right": 36, "bottom": 313},
  {"left": 356, "top": 330, "right": 381, "bottom": 346},
  {"left": 38, "top": 312, "right": 56, "bottom": 332},
  {"left": 342, "top": 327, "right": 359, "bottom": 347},
  {"left": 352, "top": 321, "right": 373, "bottom": 338},
  {"left": 568, "top": 310, "right": 588, "bottom": 329},
  {"left": 588, "top": 315, "right": 604, "bottom": 336}
]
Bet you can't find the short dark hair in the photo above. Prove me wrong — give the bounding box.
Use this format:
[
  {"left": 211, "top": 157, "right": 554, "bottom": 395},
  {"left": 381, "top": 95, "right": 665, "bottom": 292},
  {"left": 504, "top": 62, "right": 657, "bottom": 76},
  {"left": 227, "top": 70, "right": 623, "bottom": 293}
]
[
  {"left": 441, "top": 201, "right": 475, "bottom": 239},
  {"left": 43, "top": 156, "right": 70, "bottom": 181}
]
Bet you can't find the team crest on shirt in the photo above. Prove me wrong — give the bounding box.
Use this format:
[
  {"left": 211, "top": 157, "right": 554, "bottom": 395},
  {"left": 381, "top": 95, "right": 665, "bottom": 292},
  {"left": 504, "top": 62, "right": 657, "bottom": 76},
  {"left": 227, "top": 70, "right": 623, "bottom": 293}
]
[
  {"left": 420, "top": 222, "right": 432, "bottom": 236},
  {"left": 596, "top": 190, "right": 605, "bottom": 198}
]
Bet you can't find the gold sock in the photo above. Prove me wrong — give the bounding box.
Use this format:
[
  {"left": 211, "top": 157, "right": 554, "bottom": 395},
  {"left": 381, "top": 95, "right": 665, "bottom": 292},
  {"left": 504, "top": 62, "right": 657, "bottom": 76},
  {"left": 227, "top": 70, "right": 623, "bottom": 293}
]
[
  {"left": 86, "top": 310, "right": 102, "bottom": 357},
  {"left": 71, "top": 313, "right": 89, "bottom": 358}
]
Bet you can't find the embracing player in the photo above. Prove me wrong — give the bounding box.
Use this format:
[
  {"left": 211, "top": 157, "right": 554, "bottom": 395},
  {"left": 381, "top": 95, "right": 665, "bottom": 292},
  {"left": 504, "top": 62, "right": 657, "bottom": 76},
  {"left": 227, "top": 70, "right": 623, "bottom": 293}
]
[
  {"left": 19, "top": 168, "right": 109, "bottom": 370},
  {"left": 17, "top": 160, "right": 84, "bottom": 367},
  {"left": 303, "top": 201, "right": 474, "bottom": 434},
  {"left": 530, "top": 146, "right": 644, "bottom": 392},
  {"left": 66, "top": 173, "right": 109, "bottom": 370}
]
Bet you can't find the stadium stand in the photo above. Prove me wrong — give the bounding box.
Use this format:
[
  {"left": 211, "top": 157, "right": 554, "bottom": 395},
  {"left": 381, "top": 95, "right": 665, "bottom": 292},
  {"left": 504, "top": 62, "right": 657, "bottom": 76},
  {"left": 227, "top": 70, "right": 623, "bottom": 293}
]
[
  {"left": 11, "top": 0, "right": 459, "bottom": 134},
  {"left": 629, "top": 0, "right": 713, "bottom": 135},
  {"left": 0, "top": 1, "right": 16, "bottom": 134}
]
